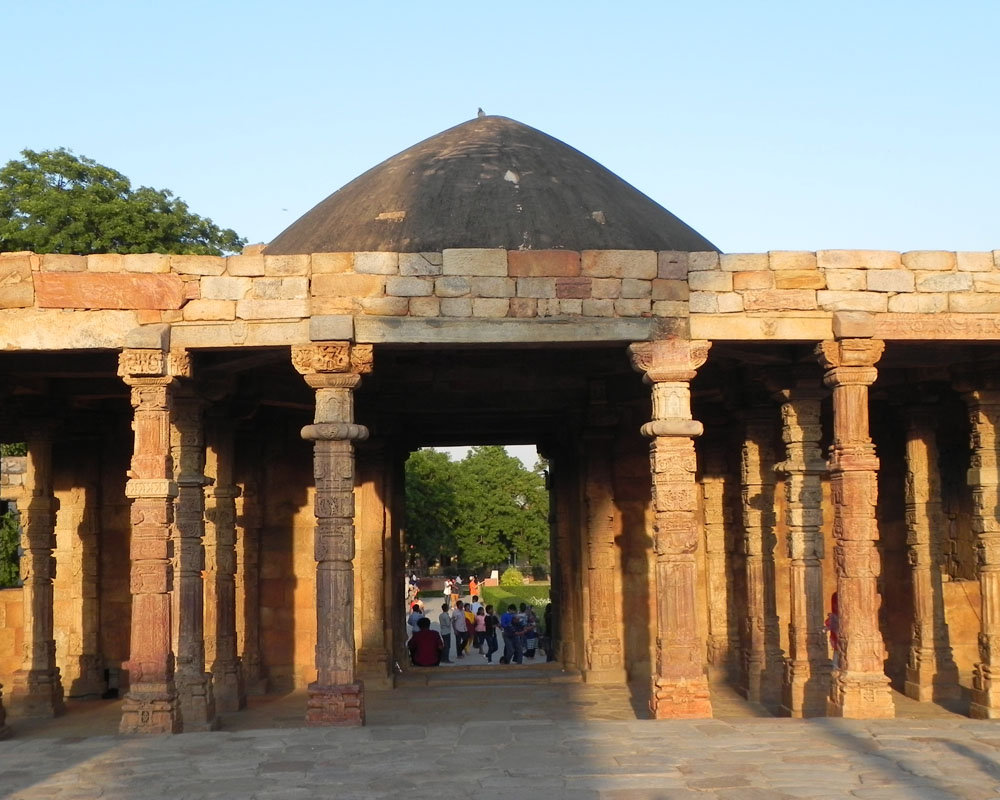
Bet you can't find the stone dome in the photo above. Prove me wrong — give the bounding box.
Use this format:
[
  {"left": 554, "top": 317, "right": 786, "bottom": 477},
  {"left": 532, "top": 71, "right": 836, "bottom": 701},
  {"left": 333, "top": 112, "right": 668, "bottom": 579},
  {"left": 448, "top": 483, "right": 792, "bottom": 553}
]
[{"left": 265, "top": 116, "right": 717, "bottom": 254}]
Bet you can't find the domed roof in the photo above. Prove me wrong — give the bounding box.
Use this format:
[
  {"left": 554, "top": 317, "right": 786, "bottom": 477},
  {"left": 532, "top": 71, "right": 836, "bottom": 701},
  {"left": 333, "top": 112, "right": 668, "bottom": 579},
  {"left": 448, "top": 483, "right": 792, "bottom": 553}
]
[{"left": 265, "top": 116, "right": 717, "bottom": 254}]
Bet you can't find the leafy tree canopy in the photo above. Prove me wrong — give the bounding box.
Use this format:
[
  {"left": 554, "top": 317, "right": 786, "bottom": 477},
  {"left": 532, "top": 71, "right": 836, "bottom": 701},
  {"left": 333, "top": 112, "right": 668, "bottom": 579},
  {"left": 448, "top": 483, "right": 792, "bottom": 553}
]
[
  {"left": 0, "top": 148, "right": 245, "bottom": 255},
  {"left": 406, "top": 446, "right": 549, "bottom": 573}
]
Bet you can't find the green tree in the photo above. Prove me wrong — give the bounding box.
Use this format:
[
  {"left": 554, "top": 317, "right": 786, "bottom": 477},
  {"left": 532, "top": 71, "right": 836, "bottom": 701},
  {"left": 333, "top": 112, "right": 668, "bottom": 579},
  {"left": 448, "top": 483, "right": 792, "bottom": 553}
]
[
  {"left": 404, "top": 449, "right": 459, "bottom": 566},
  {"left": 452, "top": 446, "right": 549, "bottom": 571},
  {"left": 0, "top": 509, "right": 20, "bottom": 588},
  {"left": 0, "top": 148, "right": 245, "bottom": 255}
]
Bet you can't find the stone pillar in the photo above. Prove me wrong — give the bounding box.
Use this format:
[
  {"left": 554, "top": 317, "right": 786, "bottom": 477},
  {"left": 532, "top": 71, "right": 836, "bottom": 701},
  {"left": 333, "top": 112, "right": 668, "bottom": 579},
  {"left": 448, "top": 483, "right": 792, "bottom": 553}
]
[
  {"left": 9, "top": 423, "right": 65, "bottom": 718},
  {"left": 204, "top": 415, "right": 246, "bottom": 712},
  {"left": 961, "top": 385, "right": 1000, "bottom": 718},
  {"left": 902, "top": 405, "right": 960, "bottom": 703},
  {"left": 582, "top": 419, "right": 626, "bottom": 683},
  {"left": 355, "top": 442, "right": 392, "bottom": 689},
  {"left": 117, "top": 346, "right": 185, "bottom": 734},
  {"left": 292, "top": 342, "right": 372, "bottom": 726},
  {"left": 235, "top": 460, "right": 265, "bottom": 694},
  {"left": 67, "top": 477, "right": 105, "bottom": 699},
  {"left": 771, "top": 374, "right": 830, "bottom": 717},
  {"left": 701, "top": 438, "right": 733, "bottom": 677},
  {"left": 816, "top": 339, "right": 894, "bottom": 718},
  {"left": 739, "top": 405, "right": 785, "bottom": 706},
  {"left": 549, "top": 441, "right": 581, "bottom": 670},
  {"left": 629, "top": 338, "right": 712, "bottom": 718},
  {"left": 170, "top": 391, "right": 217, "bottom": 730}
]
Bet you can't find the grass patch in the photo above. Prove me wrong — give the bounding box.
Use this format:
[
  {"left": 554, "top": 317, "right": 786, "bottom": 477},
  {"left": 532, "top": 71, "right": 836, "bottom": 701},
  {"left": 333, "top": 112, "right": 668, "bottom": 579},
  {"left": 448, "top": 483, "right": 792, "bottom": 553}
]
[{"left": 482, "top": 583, "right": 550, "bottom": 612}]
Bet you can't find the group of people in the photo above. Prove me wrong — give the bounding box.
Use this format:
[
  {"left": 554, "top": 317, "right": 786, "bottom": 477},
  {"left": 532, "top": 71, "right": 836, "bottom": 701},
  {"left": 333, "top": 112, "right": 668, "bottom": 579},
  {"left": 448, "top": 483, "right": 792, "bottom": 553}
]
[{"left": 407, "top": 594, "right": 550, "bottom": 667}]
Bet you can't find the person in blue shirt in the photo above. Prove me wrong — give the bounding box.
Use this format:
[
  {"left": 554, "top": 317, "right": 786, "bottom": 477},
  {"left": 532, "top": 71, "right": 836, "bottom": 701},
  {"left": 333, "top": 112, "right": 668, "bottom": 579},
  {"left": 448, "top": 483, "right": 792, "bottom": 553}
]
[{"left": 499, "top": 604, "right": 518, "bottom": 664}]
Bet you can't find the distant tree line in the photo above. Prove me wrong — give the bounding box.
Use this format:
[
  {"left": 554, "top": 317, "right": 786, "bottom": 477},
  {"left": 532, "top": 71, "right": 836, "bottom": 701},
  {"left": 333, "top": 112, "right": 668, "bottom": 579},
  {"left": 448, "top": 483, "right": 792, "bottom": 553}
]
[{"left": 405, "top": 446, "right": 549, "bottom": 575}]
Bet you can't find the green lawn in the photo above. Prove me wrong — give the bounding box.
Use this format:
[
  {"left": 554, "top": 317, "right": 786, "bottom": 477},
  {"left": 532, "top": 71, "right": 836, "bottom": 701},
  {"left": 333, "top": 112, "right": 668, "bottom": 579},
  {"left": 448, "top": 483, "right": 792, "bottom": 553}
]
[{"left": 482, "top": 583, "right": 550, "bottom": 612}]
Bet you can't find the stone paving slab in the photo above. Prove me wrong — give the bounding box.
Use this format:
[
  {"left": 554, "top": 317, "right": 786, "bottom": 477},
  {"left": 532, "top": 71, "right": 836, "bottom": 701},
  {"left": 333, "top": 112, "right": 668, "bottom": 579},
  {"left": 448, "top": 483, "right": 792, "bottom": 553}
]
[{"left": 1, "top": 717, "right": 1000, "bottom": 799}]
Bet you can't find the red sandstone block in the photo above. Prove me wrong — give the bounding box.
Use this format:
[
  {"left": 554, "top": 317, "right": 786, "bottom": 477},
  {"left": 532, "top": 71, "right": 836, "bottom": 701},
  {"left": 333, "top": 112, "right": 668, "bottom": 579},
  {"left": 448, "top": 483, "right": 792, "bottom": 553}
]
[
  {"left": 34, "top": 273, "right": 187, "bottom": 310},
  {"left": 508, "top": 250, "right": 581, "bottom": 277},
  {"left": 555, "top": 277, "right": 592, "bottom": 299}
]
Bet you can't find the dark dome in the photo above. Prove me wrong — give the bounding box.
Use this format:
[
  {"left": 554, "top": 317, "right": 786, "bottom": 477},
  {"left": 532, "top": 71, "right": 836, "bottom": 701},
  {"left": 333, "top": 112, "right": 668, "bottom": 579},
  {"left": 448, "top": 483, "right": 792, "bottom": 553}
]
[{"left": 266, "top": 116, "right": 717, "bottom": 254}]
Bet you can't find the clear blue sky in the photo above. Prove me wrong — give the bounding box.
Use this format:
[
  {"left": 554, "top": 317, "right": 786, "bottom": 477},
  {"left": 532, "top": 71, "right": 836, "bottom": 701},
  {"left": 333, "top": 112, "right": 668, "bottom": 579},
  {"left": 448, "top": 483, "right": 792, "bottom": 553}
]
[{"left": 4, "top": 1, "right": 997, "bottom": 253}]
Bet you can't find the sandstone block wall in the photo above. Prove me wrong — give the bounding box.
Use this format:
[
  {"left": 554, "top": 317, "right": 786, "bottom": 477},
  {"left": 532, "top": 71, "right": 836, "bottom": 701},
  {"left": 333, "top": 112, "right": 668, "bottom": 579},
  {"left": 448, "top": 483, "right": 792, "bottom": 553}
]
[{"left": 1, "top": 248, "right": 998, "bottom": 349}]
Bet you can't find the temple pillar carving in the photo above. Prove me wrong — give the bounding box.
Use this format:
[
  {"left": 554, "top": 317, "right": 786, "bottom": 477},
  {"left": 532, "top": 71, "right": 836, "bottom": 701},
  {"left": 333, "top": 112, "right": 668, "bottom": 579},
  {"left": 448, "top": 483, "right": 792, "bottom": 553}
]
[
  {"left": 770, "top": 372, "right": 830, "bottom": 717},
  {"left": 117, "top": 346, "right": 188, "bottom": 734},
  {"left": 292, "top": 342, "right": 372, "bottom": 726},
  {"left": 582, "top": 388, "right": 626, "bottom": 682},
  {"left": 236, "top": 456, "right": 266, "bottom": 694},
  {"left": 816, "top": 338, "right": 894, "bottom": 718},
  {"left": 960, "top": 382, "right": 1000, "bottom": 718},
  {"left": 170, "top": 390, "right": 218, "bottom": 730},
  {"left": 204, "top": 414, "right": 246, "bottom": 712},
  {"left": 355, "top": 441, "right": 393, "bottom": 689},
  {"left": 701, "top": 435, "right": 735, "bottom": 677},
  {"left": 739, "top": 405, "right": 785, "bottom": 706},
  {"left": 629, "top": 338, "right": 713, "bottom": 718},
  {"left": 9, "top": 422, "right": 65, "bottom": 718},
  {"left": 902, "top": 404, "right": 960, "bottom": 703},
  {"left": 547, "top": 439, "right": 580, "bottom": 670}
]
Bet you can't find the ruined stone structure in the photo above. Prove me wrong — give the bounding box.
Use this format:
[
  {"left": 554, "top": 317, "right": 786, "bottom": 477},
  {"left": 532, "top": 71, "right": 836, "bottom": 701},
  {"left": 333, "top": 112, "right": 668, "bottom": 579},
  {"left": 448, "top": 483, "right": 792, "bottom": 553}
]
[{"left": 0, "top": 116, "right": 997, "bottom": 731}]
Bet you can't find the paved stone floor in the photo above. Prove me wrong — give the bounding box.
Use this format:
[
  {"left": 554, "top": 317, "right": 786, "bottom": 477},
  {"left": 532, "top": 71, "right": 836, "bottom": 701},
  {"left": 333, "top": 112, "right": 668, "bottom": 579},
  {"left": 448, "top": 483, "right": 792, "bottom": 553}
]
[{"left": 1, "top": 666, "right": 999, "bottom": 799}]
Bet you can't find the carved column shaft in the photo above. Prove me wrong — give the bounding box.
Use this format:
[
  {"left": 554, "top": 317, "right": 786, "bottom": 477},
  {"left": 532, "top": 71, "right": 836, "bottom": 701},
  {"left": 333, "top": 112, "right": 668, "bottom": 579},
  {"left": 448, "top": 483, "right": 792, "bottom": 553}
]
[
  {"left": 902, "top": 405, "right": 960, "bottom": 702},
  {"left": 740, "top": 407, "right": 784, "bottom": 706},
  {"left": 118, "top": 347, "right": 183, "bottom": 734},
  {"left": 170, "top": 393, "right": 217, "bottom": 730},
  {"left": 10, "top": 425, "right": 65, "bottom": 717},
  {"left": 817, "top": 339, "right": 894, "bottom": 718},
  {"left": 236, "top": 464, "right": 265, "bottom": 694},
  {"left": 355, "top": 444, "right": 392, "bottom": 689},
  {"left": 772, "top": 381, "right": 829, "bottom": 717},
  {"left": 701, "top": 439, "right": 733, "bottom": 675},
  {"left": 583, "top": 427, "right": 625, "bottom": 683},
  {"left": 963, "top": 388, "right": 1000, "bottom": 718},
  {"left": 293, "top": 343, "right": 371, "bottom": 727},
  {"left": 205, "top": 416, "right": 246, "bottom": 712},
  {"left": 630, "top": 339, "right": 713, "bottom": 719}
]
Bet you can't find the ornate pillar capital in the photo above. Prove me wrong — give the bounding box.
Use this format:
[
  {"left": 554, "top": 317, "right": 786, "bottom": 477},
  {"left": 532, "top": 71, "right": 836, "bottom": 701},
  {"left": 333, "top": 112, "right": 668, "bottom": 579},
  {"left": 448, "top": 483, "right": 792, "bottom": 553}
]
[
  {"left": 816, "top": 339, "right": 884, "bottom": 388},
  {"left": 629, "top": 339, "right": 711, "bottom": 384},
  {"left": 291, "top": 343, "right": 373, "bottom": 377}
]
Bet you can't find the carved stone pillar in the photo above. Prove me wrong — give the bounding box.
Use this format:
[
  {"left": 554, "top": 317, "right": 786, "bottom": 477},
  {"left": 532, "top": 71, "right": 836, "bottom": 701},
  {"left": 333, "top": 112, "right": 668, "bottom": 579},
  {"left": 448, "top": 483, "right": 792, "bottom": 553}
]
[
  {"left": 9, "top": 424, "right": 65, "bottom": 718},
  {"left": 902, "top": 405, "right": 960, "bottom": 702},
  {"left": 170, "top": 391, "right": 217, "bottom": 730},
  {"left": 629, "top": 339, "right": 712, "bottom": 718},
  {"left": 739, "top": 405, "right": 784, "bottom": 706},
  {"left": 67, "top": 476, "right": 105, "bottom": 699},
  {"left": 816, "top": 339, "right": 894, "bottom": 718},
  {"left": 701, "top": 437, "right": 734, "bottom": 677},
  {"left": 204, "top": 415, "right": 246, "bottom": 712},
  {"left": 582, "top": 413, "right": 626, "bottom": 683},
  {"left": 117, "top": 347, "right": 185, "bottom": 734},
  {"left": 355, "top": 442, "right": 392, "bottom": 689},
  {"left": 236, "top": 460, "right": 265, "bottom": 694},
  {"left": 292, "top": 342, "right": 372, "bottom": 726},
  {"left": 961, "top": 385, "right": 1000, "bottom": 718},
  {"left": 548, "top": 441, "right": 580, "bottom": 670},
  {"left": 771, "top": 374, "right": 830, "bottom": 717}
]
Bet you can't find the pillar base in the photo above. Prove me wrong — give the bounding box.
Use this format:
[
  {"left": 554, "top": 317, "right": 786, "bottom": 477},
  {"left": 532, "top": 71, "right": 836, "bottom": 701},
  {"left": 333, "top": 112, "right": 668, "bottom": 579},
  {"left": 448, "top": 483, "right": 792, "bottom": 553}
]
[
  {"left": 583, "top": 667, "right": 628, "bottom": 685},
  {"left": 969, "top": 667, "right": 1000, "bottom": 718},
  {"left": 904, "top": 668, "right": 961, "bottom": 704},
  {"left": 781, "top": 660, "right": 831, "bottom": 718},
  {"left": 358, "top": 650, "right": 394, "bottom": 690},
  {"left": 305, "top": 681, "right": 365, "bottom": 726},
  {"left": 241, "top": 656, "right": 268, "bottom": 696},
  {"left": 212, "top": 663, "right": 247, "bottom": 712},
  {"left": 119, "top": 686, "right": 180, "bottom": 734},
  {"left": 176, "top": 670, "right": 219, "bottom": 731},
  {"left": 827, "top": 671, "right": 894, "bottom": 719},
  {"left": 650, "top": 675, "right": 712, "bottom": 719},
  {"left": 8, "top": 669, "right": 65, "bottom": 718}
]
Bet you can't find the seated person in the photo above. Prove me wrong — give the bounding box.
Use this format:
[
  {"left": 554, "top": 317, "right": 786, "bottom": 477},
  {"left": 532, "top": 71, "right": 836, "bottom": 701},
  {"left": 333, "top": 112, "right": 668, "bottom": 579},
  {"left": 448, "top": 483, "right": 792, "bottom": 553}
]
[{"left": 408, "top": 616, "right": 444, "bottom": 667}]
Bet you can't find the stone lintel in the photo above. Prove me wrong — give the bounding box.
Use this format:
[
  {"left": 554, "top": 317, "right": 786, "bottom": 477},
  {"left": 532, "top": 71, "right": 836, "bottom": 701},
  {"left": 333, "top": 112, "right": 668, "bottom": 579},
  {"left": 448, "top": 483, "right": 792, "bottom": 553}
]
[
  {"left": 354, "top": 316, "right": 658, "bottom": 344},
  {"left": 169, "top": 320, "right": 310, "bottom": 349},
  {"left": 309, "top": 315, "right": 355, "bottom": 342},
  {"left": 690, "top": 314, "right": 833, "bottom": 342},
  {"left": 125, "top": 323, "right": 172, "bottom": 350},
  {"left": 873, "top": 313, "right": 1000, "bottom": 340}
]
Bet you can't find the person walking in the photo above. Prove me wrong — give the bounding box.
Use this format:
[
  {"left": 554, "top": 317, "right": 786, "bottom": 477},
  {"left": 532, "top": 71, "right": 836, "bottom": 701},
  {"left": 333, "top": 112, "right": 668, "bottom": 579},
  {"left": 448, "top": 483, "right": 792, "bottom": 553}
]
[
  {"left": 407, "top": 603, "right": 424, "bottom": 637},
  {"left": 500, "top": 604, "right": 517, "bottom": 664},
  {"left": 451, "top": 600, "right": 469, "bottom": 658},
  {"left": 473, "top": 606, "right": 487, "bottom": 654},
  {"left": 484, "top": 604, "right": 500, "bottom": 663},
  {"left": 438, "top": 602, "right": 453, "bottom": 663}
]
